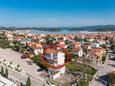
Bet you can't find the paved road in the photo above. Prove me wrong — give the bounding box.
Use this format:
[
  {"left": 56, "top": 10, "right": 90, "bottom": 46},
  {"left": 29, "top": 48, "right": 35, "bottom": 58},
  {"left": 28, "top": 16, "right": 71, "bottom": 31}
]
[
  {"left": 0, "top": 48, "right": 48, "bottom": 86},
  {"left": 89, "top": 53, "right": 115, "bottom": 86}
]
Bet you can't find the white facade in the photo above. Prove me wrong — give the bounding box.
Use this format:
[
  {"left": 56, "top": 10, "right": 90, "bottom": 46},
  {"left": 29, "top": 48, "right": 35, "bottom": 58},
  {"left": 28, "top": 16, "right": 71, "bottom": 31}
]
[
  {"left": 78, "top": 49, "right": 83, "bottom": 57},
  {"left": 57, "top": 52, "right": 65, "bottom": 65},
  {"left": 91, "top": 43, "right": 100, "bottom": 48},
  {"left": 7, "top": 34, "right": 13, "bottom": 41},
  {"left": 45, "top": 51, "right": 65, "bottom": 79},
  {"left": 34, "top": 48, "right": 43, "bottom": 55},
  {"left": 20, "top": 38, "right": 31, "bottom": 45}
]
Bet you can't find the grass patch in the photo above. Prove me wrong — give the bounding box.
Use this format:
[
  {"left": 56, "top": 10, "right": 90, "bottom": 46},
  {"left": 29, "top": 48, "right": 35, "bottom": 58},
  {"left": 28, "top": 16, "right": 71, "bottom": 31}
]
[{"left": 65, "top": 63, "right": 96, "bottom": 76}]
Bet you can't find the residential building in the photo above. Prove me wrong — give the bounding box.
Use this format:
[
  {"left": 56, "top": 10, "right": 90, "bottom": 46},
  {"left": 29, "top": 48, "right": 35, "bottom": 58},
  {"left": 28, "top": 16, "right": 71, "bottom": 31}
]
[
  {"left": 87, "top": 47, "right": 106, "bottom": 64},
  {"left": 72, "top": 46, "right": 83, "bottom": 57},
  {"left": 44, "top": 49, "right": 65, "bottom": 79},
  {"left": 27, "top": 42, "right": 43, "bottom": 55}
]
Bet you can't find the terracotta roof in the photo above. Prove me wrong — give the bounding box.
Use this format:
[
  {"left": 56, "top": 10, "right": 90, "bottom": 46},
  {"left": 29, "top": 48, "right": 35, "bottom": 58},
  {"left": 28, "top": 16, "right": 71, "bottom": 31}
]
[
  {"left": 72, "top": 46, "right": 81, "bottom": 52},
  {"left": 56, "top": 44, "right": 65, "bottom": 48},
  {"left": 45, "top": 49, "right": 58, "bottom": 54},
  {"left": 72, "top": 41, "right": 80, "bottom": 45},
  {"left": 57, "top": 40, "right": 64, "bottom": 43},
  {"left": 27, "top": 42, "right": 42, "bottom": 49},
  {"left": 88, "top": 48, "right": 105, "bottom": 58},
  {"left": 17, "top": 35, "right": 24, "bottom": 39},
  {"left": 49, "top": 34, "right": 57, "bottom": 37}
]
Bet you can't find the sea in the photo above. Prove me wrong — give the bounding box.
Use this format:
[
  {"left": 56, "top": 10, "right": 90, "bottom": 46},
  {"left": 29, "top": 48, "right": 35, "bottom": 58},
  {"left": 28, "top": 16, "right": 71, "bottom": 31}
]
[{"left": 25, "top": 30, "right": 93, "bottom": 34}]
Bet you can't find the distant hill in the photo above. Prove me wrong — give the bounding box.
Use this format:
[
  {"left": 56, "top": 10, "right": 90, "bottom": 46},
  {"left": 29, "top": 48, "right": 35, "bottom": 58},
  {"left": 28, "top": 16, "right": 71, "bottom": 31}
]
[
  {"left": 0, "top": 25, "right": 115, "bottom": 32},
  {"left": 67, "top": 25, "right": 115, "bottom": 31}
]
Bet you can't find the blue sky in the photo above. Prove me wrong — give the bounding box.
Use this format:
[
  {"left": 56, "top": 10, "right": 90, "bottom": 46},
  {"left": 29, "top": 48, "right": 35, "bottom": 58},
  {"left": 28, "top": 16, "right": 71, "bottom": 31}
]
[{"left": 0, "top": 0, "right": 115, "bottom": 27}]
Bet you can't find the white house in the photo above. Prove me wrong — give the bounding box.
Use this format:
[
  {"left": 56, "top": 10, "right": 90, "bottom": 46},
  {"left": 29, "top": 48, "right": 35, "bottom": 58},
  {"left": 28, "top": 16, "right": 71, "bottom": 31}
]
[
  {"left": 45, "top": 49, "right": 65, "bottom": 79},
  {"left": 91, "top": 43, "right": 100, "bottom": 48},
  {"left": 34, "top": 47, "right": 43, "bottom": 55},
  {"left": 6, "top": 33, "right": 14, "bottom": 41},
  {"left": 27, "top": 42, "right": 43, "bottom": 55},
  {"left": 72, "top": 46, "right": 83, "bottom": 57},
  {"left": 87, "top": 48, "right": 106, "bottom": 64},
  {"left": 20, "top": 38, "right": 31, "bottom": 45}
]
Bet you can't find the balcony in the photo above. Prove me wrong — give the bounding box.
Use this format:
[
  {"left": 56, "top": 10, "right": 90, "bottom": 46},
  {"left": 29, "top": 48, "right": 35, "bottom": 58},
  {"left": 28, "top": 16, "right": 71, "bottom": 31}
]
[
  {"left": 45, "top": 55, "right": 58, "bottom": 63},
  {"left": 45, "top": 58, "right": 57, "bottom": 63}
]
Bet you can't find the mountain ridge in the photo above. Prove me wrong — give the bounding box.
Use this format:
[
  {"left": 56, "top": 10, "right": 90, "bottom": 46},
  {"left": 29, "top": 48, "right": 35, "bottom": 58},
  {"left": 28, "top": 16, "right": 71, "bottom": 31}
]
[{"left": 0, "top": 25, "right": 115, "bottom": 32}]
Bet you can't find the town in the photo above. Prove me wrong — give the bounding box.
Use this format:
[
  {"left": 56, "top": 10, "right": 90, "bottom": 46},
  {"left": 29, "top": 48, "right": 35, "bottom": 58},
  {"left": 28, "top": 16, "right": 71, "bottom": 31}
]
[{"left": 0, "top": 30, "right": 115, "bottom": 86}]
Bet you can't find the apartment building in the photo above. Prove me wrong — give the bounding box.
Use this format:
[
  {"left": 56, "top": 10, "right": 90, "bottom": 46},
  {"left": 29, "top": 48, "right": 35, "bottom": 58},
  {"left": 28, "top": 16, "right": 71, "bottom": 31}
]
[{"left": 44, "top": 49, "right": 65, "bottom": 79}]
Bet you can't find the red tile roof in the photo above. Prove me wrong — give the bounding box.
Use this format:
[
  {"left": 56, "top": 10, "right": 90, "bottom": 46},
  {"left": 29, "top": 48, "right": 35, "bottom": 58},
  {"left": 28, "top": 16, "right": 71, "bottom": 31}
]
[
  {"left": 27, "top": 42, "right": 42, "bottom": 49},
  {"left": 88, "top": 48, "right": 105, "bottom": 58},
  {"left": 72, "top": 46, "right": 81, "bottom": 52},
  {"left": 45, "top": 49, "right": 58, "bottom": 54}
]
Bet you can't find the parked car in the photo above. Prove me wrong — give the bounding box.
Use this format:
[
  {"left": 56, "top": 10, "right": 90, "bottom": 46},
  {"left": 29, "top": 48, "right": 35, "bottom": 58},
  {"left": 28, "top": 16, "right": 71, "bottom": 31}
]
[
  {"left": 27, "top": 60, "right": 32, "bottom": 65},
  {"left": 37, "top": 68, "right": 43, "bottom": 72},
  {"left": 21, "top": 54, "right": 27, "bottom": 59}
]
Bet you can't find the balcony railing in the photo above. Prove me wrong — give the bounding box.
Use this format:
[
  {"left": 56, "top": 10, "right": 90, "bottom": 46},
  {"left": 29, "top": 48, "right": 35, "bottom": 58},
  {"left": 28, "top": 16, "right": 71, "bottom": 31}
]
[{"left": 45, "top": 58, "right": 57, "bottom": 63}]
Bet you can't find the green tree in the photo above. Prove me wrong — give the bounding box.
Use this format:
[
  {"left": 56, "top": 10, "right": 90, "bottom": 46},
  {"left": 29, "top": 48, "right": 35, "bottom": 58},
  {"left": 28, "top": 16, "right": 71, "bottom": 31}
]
[
  {"left": 0, "top": 38, "right": 10, "bottom": 48},
  {"left": 1, "top": 66, "right": 4, "bottom": 77},
  {"left": 83, "top": 47, "right": 88, "bottom": 53},
  {"left": 107, "top": 72, "right": 115, "bottom": 85},
  {"left": 74, "top": 36, "right": 82, "bottom": 41},
  {"left": 32, "top": 53, "right": 47, "bottom": 71},
  {"left": 46, "top": 35, "right": 54, "bottom": 44},
  {"left": 69, "top": 53, "right": 75, "bottom": 61},
  {"left": 100, "top": 44, "right": 107, "bottom": 49},
  {"left": 5, "top": 68, "right": 8, "bottom": 78},
  {"left": 65, "top": 40, "right": 71, "bottom": 45},
  {"left": 111, "top": 43, "right": 115, "bottom": 52},
  {"left": 26, "top": 77, "right": 31, "bottom": 86}
]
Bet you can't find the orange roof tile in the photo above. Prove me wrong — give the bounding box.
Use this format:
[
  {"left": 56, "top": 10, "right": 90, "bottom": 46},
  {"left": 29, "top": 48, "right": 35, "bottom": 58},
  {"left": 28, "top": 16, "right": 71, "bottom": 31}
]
[
  {"left": 72, "top": 46, "right": 81, "bottom": 52},
  {"left": 45, "top": 49, "right": 58, "bottom": 54},
  {"left": 88, "top": 48, "right": 105, "bottom": 58},
  {"left": 56, "top": 44, "right": 65, "bottom": 48}
]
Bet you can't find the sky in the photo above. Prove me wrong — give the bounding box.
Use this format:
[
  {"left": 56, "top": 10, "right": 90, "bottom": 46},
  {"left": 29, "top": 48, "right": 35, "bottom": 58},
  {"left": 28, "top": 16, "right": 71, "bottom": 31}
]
[{"left": 0, "top": 0, "right": 115, "bottom": 27}]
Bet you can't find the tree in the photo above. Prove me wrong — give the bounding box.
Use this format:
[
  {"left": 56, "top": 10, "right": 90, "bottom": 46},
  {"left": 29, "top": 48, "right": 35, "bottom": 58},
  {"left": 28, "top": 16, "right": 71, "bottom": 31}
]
[
  {"left": 100, "top": 44, "right": 107, "bottom": 49},
  {"left": 1, "top": 66, "right": 4, "bottom": 77},
  {"left": 111, "top": 43, "right": 115, "bottom": 52},
  {"left": 65, "top": 40, "right": 71, "bottom": 45},
  {"left": 69, "top": 53, "right": 75, "bottom": 61},
  {"left": 0, "top": 38, "right": 10, "bottom": 48},
  {"left": 83, "top": 47, "right": 88, "bottom": 53},
  {"left": 101, "top": 55, "right": 106, "bottom": 63},
  {"left": 74, "top": 36, "right": 82, "bottom": 41},
  {"left": 26, "top": 77, "right": 31, "bottom": 86},
  {"left": 5, "top": 68, "right": 8, "bottom": 78},
  {"left": 107, "top": 72, "right": 115, "bottom": 85},
  {"left": 46, "top": 35, "right": 54, "bottom": 44}
]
